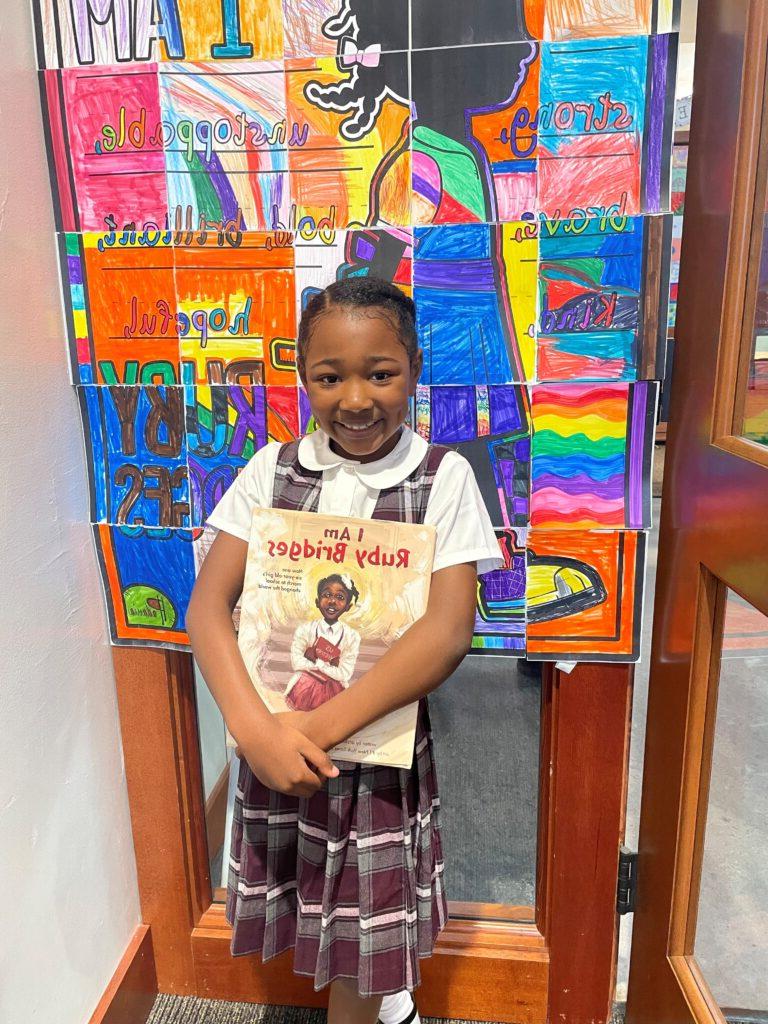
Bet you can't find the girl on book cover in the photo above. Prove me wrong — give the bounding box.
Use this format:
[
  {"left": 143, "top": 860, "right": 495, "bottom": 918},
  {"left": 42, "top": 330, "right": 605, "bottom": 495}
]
[
  {"left": 284, "top": 573, "right": 362, "bottom": 712},
  {"left": 189, "top": 276, "right": 503, "bottom": 1023}
]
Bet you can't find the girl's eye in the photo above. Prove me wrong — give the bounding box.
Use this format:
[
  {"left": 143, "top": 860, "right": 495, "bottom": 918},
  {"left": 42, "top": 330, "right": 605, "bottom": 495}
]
[
  {"left": 317, "top": 374, "right": 340, "bottom": 385},
  {"left": 371, "top": 371, "right": 393, "bottom": 381}
]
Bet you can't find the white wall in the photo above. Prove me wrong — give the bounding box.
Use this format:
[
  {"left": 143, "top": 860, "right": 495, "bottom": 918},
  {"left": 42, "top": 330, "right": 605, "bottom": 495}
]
[{"left": 0, "top": 4, "right": 142, "bottom": 1023}]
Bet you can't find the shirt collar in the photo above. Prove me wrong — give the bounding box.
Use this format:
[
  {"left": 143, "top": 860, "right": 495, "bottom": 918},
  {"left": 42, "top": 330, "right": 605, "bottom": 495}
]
[{"left": 297, "top": 426, "right": 428, "bottom": 489}]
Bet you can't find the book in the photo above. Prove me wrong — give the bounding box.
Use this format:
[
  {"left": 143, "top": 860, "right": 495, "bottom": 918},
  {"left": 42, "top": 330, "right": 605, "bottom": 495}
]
[{"left": 236, "top": 508, "right": 436, "bottom": 768}]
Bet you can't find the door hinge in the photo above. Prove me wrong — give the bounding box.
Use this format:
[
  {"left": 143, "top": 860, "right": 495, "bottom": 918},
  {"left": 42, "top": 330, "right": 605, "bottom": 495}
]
[{"left": 617, "top": 846, "right": 638, "bottom": 915}]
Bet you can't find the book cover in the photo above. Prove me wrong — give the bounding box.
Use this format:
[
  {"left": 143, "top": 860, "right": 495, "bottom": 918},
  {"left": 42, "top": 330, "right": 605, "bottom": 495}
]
[{"left": 237, "top": 508, "right": 436, "bottom": 768}]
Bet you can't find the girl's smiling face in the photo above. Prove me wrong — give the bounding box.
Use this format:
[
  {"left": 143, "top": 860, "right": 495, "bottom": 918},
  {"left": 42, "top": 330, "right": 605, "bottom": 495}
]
[
  {"left": 317, "top": 581, "right": 351, "bottom": 622},
  {"left": 300, "top": 307, "right": 423, "bottom": 463}
]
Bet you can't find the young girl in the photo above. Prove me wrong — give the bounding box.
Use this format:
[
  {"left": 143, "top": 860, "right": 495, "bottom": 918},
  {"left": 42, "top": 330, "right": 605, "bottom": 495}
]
[
  {"left": 285, "top": 574, "right": 361, "bottom": 712},
  {"left": 187, "top": 277, "right": 502, "bottom": 1024}
]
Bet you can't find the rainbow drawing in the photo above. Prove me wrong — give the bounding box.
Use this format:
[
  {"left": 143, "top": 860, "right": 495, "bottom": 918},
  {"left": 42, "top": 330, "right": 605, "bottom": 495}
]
[
  {"left": 530, "top": 381, "right": 657, "bottom": 529},
  {"left": 159, "top": 61, "right": 290, "bottom": 232}
]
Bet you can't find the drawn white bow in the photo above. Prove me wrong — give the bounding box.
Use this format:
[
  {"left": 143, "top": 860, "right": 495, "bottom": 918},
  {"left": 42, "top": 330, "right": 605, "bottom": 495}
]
[{"left": 339, "top": 39, "right": 381, "bottom": 69}]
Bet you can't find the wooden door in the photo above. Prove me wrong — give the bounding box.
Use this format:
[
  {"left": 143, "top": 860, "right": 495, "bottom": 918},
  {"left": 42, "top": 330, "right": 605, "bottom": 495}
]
[
  {"left": 113, "top": 648, "right": 634, "bottom": 1024},
  {"left": 627, "top": 1, "right": 768, "bottom": 1021}
]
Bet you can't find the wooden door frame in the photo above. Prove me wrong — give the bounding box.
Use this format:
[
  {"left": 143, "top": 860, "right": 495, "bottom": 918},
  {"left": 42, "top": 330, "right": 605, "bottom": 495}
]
[
  {"left": 112, "top": 646, "right": 632, "bottom": 1024},
  {"left": 627, "top": 2, "right": 768, "bottom": 1022}
]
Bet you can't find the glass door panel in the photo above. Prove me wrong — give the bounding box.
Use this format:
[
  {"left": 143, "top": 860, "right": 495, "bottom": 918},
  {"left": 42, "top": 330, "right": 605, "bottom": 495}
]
[
  {"left": 734, "top": 62, "right": 768, "bottom": 450},
  {"left": 430, "top": 657, "right": 539, "bottom": 917},
  {"left": 193, "top": 662, "right": 233, "bottom": 893},
  {"left": 693, "top": 590, "right": 768, "bottom": 1013},
  {"left": 195, "top": 655, "right": 541, "bottom": 914},
  {"left": 737, "top": 196, "right": 768, "bottom": 447}
]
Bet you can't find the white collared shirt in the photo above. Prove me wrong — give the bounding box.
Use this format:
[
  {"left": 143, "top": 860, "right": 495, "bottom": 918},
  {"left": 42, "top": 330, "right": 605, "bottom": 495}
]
[
  {"left": 314, "top": 619, "right": 344, "bottom": 644},
  {"left": 206, "top": 427, "right": 503, "bottom": 574}
]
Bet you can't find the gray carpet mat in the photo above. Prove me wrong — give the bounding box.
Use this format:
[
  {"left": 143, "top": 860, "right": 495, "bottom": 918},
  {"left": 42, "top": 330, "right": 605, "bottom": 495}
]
[{"left": 147, "top": 993, "right": 501, "bottom": 1024}]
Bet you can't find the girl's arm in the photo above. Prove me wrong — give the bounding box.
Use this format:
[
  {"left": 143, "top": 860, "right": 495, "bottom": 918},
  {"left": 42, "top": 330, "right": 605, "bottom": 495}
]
[
  {"left": 186, "top": 531, "right": 338, "bottom": 796},
  {"left": 301, "top": 562, "right": 476, "bottom": 749}
]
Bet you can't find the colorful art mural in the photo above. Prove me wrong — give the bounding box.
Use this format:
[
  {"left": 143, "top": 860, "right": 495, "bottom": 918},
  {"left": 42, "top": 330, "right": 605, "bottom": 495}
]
[
  {"left": 526, "top": 529, "right": 646, "bottom": 661},
  {"left": 415, "top": 385, "right": 531, "bottom": 528},
  {"left": 93, "top": 524, "right": 198, "bottom": 646},
  {"left": 61, "top": 231, "right": 296, "bottom": 386},
  {"left": 474, "top": 528, "right": 528, "bottom": 654},
  {"left": 33, "top": 0, "right": 678, "bottom": 656},
  {"left": 530, "top": 381, "right": 658, "bottom": 530},
  {"left": 537, "top": 216, "right": 645, "bottom": 382},
  {"left": 414, "top": 224, "right": 537, "bottom": 384},
  {"left": 295, "top": 228, "right": 413, "bottom": 324}
]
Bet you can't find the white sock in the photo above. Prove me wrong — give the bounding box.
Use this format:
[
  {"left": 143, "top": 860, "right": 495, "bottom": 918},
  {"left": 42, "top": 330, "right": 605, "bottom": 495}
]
[{"left": 379, "top": 991, "right": 419, "bottom": 1024}]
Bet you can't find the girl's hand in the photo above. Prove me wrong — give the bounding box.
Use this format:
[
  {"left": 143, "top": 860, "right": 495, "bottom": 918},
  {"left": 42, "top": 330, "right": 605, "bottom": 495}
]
[
  {"left": 273, "top": 710, "right": 328, "bottom": 752},
  {"left": 234, "top": 717, "right": 338, "bottom": 797},
  {"left": 273, "top": 709, "right": 311, "bottom": 732}
]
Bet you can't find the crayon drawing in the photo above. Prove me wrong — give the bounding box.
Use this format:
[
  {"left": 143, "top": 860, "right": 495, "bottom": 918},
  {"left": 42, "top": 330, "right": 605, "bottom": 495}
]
[
  {"left": 411, "top": 42, "right": 539, "bottom": 224},
  {"left": 282, "top": 0, "right": 408, "bottom": 59},
  {"left": 59, "top": 234, "right": 92, "bottom": 384},
  {"left": 266, "top": 384, "right": 302, "bottom": 444},
  {"left": 42, "top": 65, "right": 167, "bottom": 232},
  {"left": 285, "top": 53, "right": 411, "bottom": 229},
  {"left": 62, "top": 233, "right": 178, "bottom": 386},
  {"left": 173, "top": 232, "right": 297, "bottom": 385},
  {"left": 171, "top": 0, "right": 284, "bottom": 62},
  {"left": 668, "top": 214, "right": 682, "bottom": 328},
  {"left": 544, "top": 0, "right": 651, "bottom": 40},
  {"left": 159, "top": 62, "right": 290, "bottom": 232},
  {"left": 31, "top": 0, "right": 674, "bottom": 657},
  {"left": 295, "top": 228, "right": 413, "bottom": 326},
  {"left": 93, "top": 524, "right": 197, "bottom": 647},
  {"left": 79, "top": 385, "right": 189, "bottom": 528},
  {"left": 537, "top": 216, "right": 645, "bottom": 381},
  {"left": 186, "top": 384, "right": 299, "bottom": 525},
  {"left": 538, "top": 37, "right": 646, "bottom": 217},
  {"left": 526, "top": 528, "right": 646, "bottom": 661},
  {"left": 36, "top": 0, "right": 283, "bottom": 67},
  {"left": 473, "top": 528, "right": 528, "bottom": 655},
  {"left": 34, "top": 0, "right": 180, "bottom": 67},
  {"left": 416, "top": 384, "right": 530, "bottom": 528},
  {"left": 412, "top": 0, "right": 543, "bottom": 48},
  {"left": 186, "top": 385, "right": 267, "bottom": 526},
  {"left": 414, "top": 223, "right": 536, "bottom": 384},
  {"left": 530, "top": 381, "right": 657, "bottom": 530}
]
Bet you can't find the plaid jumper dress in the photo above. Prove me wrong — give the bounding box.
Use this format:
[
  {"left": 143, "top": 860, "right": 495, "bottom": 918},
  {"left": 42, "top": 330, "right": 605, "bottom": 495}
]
[{"left": 225, "top": 439, "right": 450, "bottom": 996}]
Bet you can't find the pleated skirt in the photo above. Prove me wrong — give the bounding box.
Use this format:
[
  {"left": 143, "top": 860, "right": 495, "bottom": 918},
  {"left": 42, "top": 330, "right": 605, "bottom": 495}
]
[{"left": 225, "top": 697, "right": 449, "bottom": 997}]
